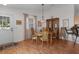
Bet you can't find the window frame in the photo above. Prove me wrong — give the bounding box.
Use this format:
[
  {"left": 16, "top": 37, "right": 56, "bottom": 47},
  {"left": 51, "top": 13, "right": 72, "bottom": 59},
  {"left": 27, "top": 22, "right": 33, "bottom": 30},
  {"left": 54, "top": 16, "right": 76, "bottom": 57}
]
[{"left": 0, "top": 16, "right": 10, "bottom": 29}]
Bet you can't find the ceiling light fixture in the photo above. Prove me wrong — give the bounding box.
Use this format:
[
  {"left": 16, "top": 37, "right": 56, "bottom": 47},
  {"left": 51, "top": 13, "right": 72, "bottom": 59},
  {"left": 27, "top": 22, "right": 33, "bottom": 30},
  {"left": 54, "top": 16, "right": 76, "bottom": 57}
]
[
  {"left": 42, "top": 4, "right": 44, "bottom": 20},
  {"left": 41, "top": 4, "right": 46, "bottom": 28}
]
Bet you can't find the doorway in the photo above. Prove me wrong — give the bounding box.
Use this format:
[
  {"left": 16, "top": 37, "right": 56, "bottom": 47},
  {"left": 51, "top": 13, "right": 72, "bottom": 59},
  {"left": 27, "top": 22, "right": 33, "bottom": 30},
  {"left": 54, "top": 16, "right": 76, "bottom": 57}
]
[{"left": 24, "top": 14, "right": 37, "bottom": 40}]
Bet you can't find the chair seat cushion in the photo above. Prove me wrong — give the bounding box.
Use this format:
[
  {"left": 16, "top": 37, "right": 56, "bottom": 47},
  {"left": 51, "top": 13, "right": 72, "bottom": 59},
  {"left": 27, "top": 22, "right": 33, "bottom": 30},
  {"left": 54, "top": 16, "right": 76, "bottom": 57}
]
[
  {"left": 32, "top": 37, "right": 37, "bottom": 40},
  {"left": 67, "top": 31, "right": 73, "bottom": 34},
  {"left": 40, "top": 38, "right": 48, "bottom": 41}
]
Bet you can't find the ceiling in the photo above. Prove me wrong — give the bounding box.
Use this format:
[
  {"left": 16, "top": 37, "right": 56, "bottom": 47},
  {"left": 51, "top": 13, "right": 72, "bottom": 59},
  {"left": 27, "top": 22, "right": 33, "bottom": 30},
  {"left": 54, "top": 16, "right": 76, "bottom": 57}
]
[
  {"left": 0, "top": 4, "right": 53, "bottom": 12},
  {"left": 74, "top": 4, "right": 79, "bottom": 15},
  {"left": 0, "top": 4, "right": 79, "bottom": 16}
]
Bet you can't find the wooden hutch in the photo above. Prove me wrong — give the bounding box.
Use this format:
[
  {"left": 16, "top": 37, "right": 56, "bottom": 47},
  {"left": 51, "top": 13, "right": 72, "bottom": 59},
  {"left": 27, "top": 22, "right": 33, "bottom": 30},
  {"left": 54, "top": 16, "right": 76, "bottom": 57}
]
[{"left": 46, "top": 18, "right": 59, "bottom": 39}]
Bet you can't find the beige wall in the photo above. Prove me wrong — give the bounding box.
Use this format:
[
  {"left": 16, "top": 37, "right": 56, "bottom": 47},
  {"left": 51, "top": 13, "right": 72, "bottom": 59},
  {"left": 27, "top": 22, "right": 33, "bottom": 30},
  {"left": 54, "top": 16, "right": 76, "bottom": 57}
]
[{"left": 74, "top": 16, "right": 79, "bottom": 24}]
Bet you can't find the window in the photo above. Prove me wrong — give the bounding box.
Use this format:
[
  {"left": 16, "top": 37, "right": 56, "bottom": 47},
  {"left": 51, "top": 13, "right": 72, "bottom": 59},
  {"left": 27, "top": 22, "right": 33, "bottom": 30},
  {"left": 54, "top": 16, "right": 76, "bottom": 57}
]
[
  {"left": 0, "top": 16, "right": 10, "bottom": 29},
  {"left": 29, "top": 18, "right": 34, "bottom": 29}
]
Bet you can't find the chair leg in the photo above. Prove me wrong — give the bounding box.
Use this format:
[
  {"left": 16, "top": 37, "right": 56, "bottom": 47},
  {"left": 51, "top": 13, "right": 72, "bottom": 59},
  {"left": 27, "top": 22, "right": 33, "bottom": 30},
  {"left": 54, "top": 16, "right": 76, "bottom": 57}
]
[
  {"left": 64, "top": 34, "right": 67, "bottom": 41},
  {"left": 65, "top": 34, "right": 67, "bottom": 41},
  {"left": 50, "top": 38, "right": 52, "bottom": 45},
  {"left": 67, "top": 34, "right": 68, "bottom": 40},
  {"left": 63, "top": 33, "right": 66, "bottom": 40},
  {"left": 36, "top": 39, "right": 38, "bottom": 45},
  {"left": 72, "top": 34, "right": 74, "bottom": 40},
  {"left": 47, "top": 40, "right": 49, "bottom": 47},
  {"left": 42, "top": 40, "right": 43, "bottom": 47},
  {"left": 32, "top": 39, "right": 36, "bottom": 44},
  {"left": 65, "top": 34, "right": 68, "bottom": 41},
  {"left": 73, "top": 36, "right": 77, "bottom": 48},
  {"left": 32, "top": 39, "right": 34, "bottom": 43}
]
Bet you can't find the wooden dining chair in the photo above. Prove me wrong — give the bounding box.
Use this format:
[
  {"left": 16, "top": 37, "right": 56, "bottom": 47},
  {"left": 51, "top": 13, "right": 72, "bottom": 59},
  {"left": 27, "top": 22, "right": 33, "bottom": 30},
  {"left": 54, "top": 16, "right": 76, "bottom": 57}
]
[
  {"left": 71, "top": 25, "right": 79, "bottom": 47},
  {"left": 40, "top": 29, "right": 49, "bottom": 47},
  {"left": 65, "top": 27, "right": 74, "bottom": 40},
  {"left": 31, "top": 28, "right": 37, "bottom": 44},
  {"left": 65, "top": 25, "right": 79, "bottom": 47}
]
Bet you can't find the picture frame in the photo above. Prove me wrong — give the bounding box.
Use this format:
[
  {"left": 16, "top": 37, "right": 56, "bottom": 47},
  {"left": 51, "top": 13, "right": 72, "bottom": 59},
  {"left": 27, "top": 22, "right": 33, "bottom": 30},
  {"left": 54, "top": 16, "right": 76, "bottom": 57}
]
[
  {"left": 63, "top": 19, "right": 69, "bottom": 28},
  {"left": 38, "top": 21, "right": 42, "bottom": 27},
  {"left": 16, "top": 20, "right": 22, "bottom": 25}
]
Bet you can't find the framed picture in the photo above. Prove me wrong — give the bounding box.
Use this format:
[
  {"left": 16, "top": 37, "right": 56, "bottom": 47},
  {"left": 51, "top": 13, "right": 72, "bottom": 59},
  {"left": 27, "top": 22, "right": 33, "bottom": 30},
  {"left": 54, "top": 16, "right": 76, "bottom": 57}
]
[
  {"left": 16, "top": 20, "right": 22, "bottom": 25},
  {"left": 63, "top": 19, "right": 69, "bottom": 28}
]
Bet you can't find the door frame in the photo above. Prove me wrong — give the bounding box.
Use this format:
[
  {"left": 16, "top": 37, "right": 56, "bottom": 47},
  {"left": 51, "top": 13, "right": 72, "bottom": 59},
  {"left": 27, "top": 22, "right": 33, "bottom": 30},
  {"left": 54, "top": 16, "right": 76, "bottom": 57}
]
[
  {"left": 24, "top": 14, "right": 37, "bottom": 40},
  {"left": 24, "top": 14, "right": 28, "bottom": 40}
]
